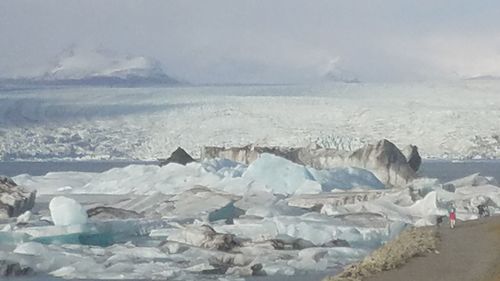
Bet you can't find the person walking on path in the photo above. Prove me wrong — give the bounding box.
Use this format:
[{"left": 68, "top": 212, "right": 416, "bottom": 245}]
[{"left": 448, "top": 203, "right": 457, "bottom": 229}]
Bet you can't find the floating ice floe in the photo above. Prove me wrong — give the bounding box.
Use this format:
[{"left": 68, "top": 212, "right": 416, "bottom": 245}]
[
  {"left": 445, "top": 172, "right": 498, "bottom": 188},
  {"left": 16, "top": 211, "right": 32, "bottom": 224},
  {"left": 10, "top": 217, "right": 169, "bottom": 248}
]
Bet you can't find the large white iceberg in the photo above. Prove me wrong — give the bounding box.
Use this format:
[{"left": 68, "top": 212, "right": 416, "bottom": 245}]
[
  {"left": 49, "top": 196, "right": 88, "bottom": 226},
  {"left": 308, "top": 166, "right": 385, "bottom": 191},
  {"left": 242, "top": 153, "right": 384, "bottom": 195},
  {"left": 242, "top": 153, "right": 320, "bottom": 195}
]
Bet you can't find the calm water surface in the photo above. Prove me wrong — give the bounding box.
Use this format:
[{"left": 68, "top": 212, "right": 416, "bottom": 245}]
[
  {"left": 418, "top": 160, "right": 500, "bottom": 183},
  {"left": 1, "top": 160, "right": 499, "bottom": 183},
  {"left": 0, "top": 160, "right": 157, "bottom": 177}
]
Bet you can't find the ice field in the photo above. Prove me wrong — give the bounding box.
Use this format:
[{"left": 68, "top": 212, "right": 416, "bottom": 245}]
[
  {"left": 2, "top": 154, "right": 500, "bottom": 279},
  {"left": 1, "top": 81, "right": 500, "bottom": 161}
]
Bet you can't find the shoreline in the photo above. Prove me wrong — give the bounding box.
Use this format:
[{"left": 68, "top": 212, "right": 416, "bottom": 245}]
[
  {"left": 324, "top": 216, "right": 500, "bottom": 281},
  {"left": 324, "top": 226, "right": 438, "bottom": 281}
]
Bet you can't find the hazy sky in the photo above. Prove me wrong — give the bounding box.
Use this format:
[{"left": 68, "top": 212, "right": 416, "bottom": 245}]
[{"left": 1, "top": 0, "right": 500, "bottom": 83}]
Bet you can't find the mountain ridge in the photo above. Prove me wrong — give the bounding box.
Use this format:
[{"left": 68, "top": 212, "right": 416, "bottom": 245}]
[{"left": 0, "top": 48, "right": 183, "bottom": 87}]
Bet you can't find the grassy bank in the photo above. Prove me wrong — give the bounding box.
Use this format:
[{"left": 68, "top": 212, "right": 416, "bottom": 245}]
[{"left": 324, "top": 227, "right": 438, "bottom": 281}]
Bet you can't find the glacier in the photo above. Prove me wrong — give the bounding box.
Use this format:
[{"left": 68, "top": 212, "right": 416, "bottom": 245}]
[{"left": 1, "top": 81, "right": 500, "bottom": 161}]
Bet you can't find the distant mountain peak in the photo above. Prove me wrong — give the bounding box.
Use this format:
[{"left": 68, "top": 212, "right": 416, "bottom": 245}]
[
  {"left": 43, "top": 47, "right": 170, "bottom": 80},
  {"left": 1, "top": 47, "right": 182, "bottom": 87},
  {"left": 464, "top": 75, "right": 500, "bottom": 81},
  {"left": 321, "top": 58, "right": 361, "bottom": 84}
]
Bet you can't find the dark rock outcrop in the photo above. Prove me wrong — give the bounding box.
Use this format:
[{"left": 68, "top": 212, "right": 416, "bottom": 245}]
[
  {"left": 402, "top": 145, "right": 422, "bottom": 172},
  {"left": 0, "top": 177, "right": 36, "bottom": 218},
  {"left": 0, "top": 260, "right": 33, "bottom": 277},
  {"left": 87, "top": 206, "right": 143, "bottom": 220},
  {"left": 269, "top": 237, "right": 316, "bottom": 250},
  {"left": 170, "top": 224, "right": 241, "bottom": 251},
  {"left": 202, "top": 145, "right": 302, "bottom": 165},
  {"left": 159, "top": 147, "right": 195, "bottom": 166},
  {"left": 342, "top": 139, "right": 417, "bottom": 186},
  {"left": 199, "top": 225, "right": 240, "bottom": 251},
  {"left": 322, "top": 239, "right": 350, "bottom": 248},
  {"left": 205, "top": 255, "right": 264, "bottom": 276}
]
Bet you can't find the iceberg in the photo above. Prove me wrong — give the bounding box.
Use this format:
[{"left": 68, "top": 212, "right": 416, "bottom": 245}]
[
  {"left": 16, "top": 211, "right": 32, "bottom": 224},
  {"left": 308, "top": 166, "right": 385, "bottom": 191},
  {"left": 13, "top": 242, "right": 50, "bottom": 257},
  {"left": 243, "top": 153, "right": 320, "bottom": 195},
  {"left": 287, "top": 248, "right": 328, "bottom": 271},
  {"left": 165, "top": 186, "right": 240, "bottom": 222},
  {"left": 0, "top": 177, "right": 36, "bottom": 219},
  {"left": 445, "top": 173, "right": 498, "bottom": 188},
  {"left": 49, "top": 196, "right": 88, "bottom": 226},
  {"left": 12, "top": 217, "right": 169, "bottom": 247},
  {"left": 14, "top": 154, "right": 384, "bottom": 196},
  {"left": 203, "top": 139, "right": 418, "bottom": 187}
]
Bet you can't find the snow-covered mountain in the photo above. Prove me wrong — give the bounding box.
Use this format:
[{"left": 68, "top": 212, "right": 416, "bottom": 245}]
[
  {"left": 321, "top": 58, "right": 360, "bottom": 84},
  {"left": 464, "top": 75, "right": 500, "bottom": 81},
  {"left": 2, "top": 48, "right": 181, "bottom": 87},
  {"left": 323, "top": 71, "right": 361, "bottom": 84}
]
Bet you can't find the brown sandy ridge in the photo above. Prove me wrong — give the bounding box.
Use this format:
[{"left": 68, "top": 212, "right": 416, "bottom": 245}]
[{"left": 325, "top": 216, "right": 500, "bottom": 281}]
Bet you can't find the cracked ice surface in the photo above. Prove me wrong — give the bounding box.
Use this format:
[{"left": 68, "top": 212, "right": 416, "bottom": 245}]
[{"left": 1, "top": 81, "right": 500, "bottom": 161}]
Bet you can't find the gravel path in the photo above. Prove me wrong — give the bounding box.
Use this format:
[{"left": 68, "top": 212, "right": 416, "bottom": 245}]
[{"left": 366, "top": 216, "right": 500, "bottom": 281}]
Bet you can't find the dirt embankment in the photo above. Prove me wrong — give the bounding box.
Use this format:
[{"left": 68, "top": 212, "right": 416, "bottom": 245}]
[{"left": 325, "top": 216, "right": 500, "bottom": 281}]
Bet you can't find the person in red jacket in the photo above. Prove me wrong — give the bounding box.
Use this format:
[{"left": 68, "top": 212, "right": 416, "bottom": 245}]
[{"left": 449, "top": 203, "right": 457, "bottom": 229}]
